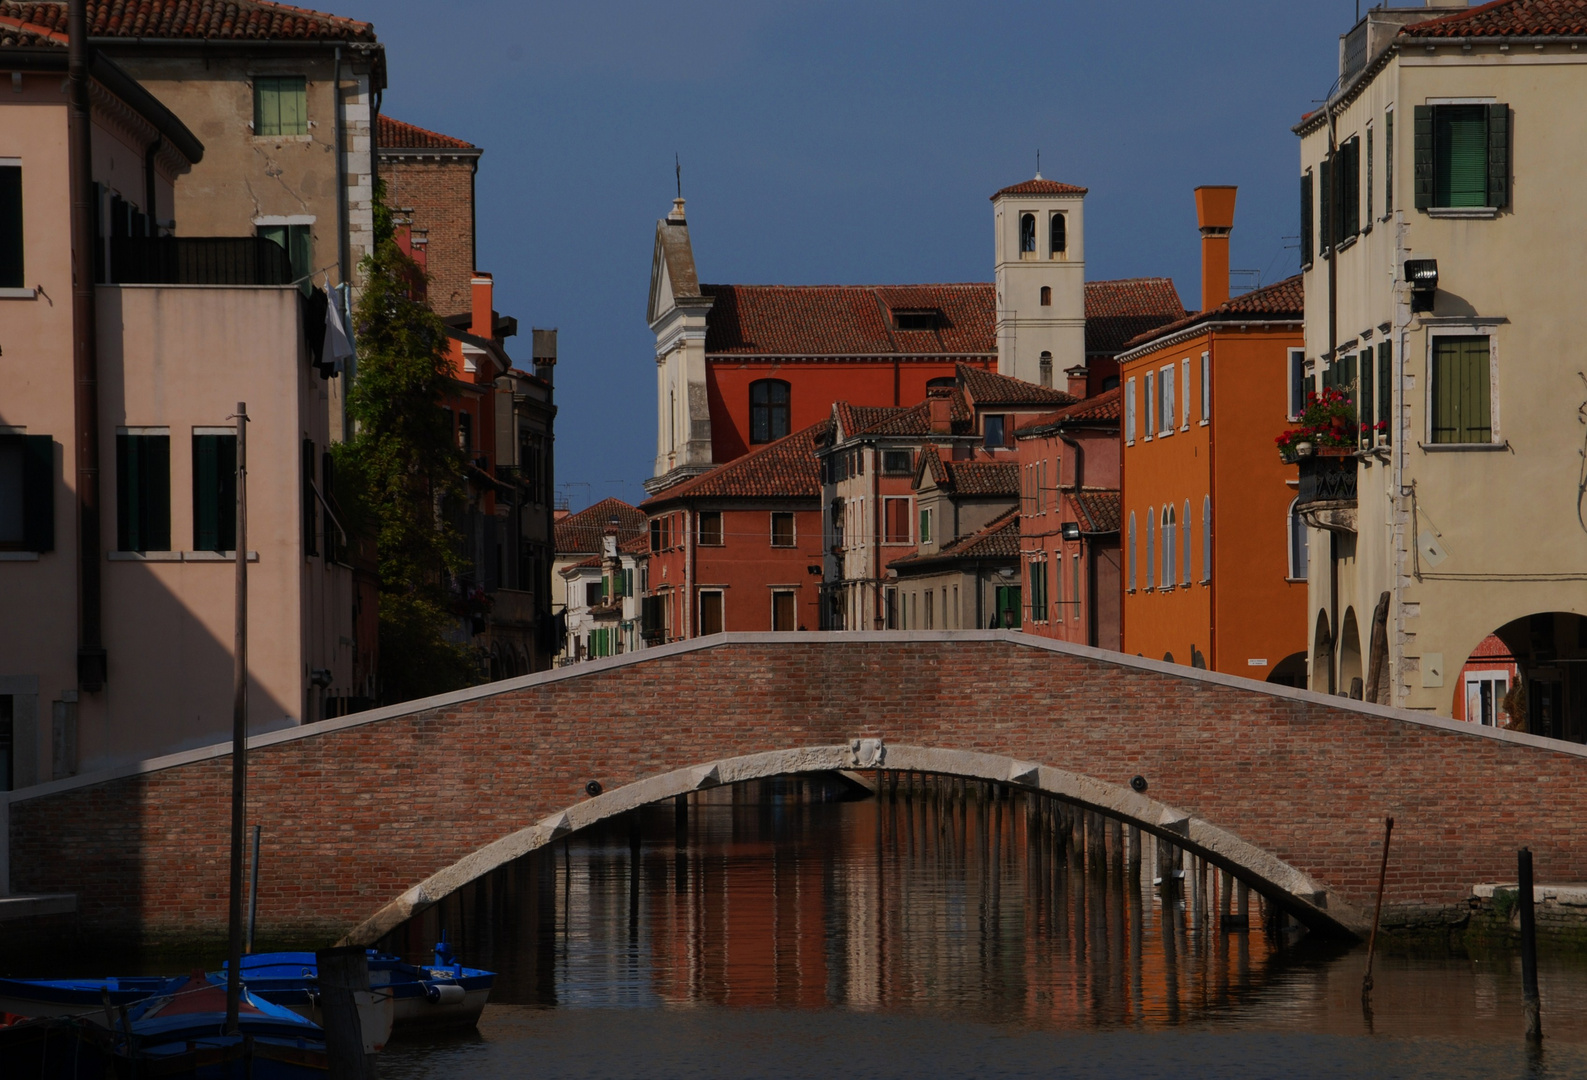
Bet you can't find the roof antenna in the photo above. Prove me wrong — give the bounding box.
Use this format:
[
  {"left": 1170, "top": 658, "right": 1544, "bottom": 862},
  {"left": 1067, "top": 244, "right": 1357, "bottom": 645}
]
[
  {"left": 1035, "top": 149, "right": 1042, "bottom": 181},
  {"left": 676, "top": 152, "right": 682, "bottom": 199}
]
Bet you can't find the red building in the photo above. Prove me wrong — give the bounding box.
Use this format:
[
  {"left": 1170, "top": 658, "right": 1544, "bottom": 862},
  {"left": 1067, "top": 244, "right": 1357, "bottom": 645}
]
[
  {"left": 640, "top": 422, "right": 828, "bottom": 642},
  {"left": 1014, "top": 388, "right": 1123, "bottom": 649}
]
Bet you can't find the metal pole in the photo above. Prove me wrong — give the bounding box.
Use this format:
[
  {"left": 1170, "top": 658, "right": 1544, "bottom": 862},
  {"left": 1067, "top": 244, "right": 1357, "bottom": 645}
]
[
  {"left": 246, "top": 824, "right": 262, "bottom": 954},
  {"left": 1361, "top": 815, "right": 1393, "bottom": 1008},
  {"left": 225, "top": 403, "right": 249, "bottom": 1033},
  {"left": 1519, "top": 847, "right": 1542, "bottom": 1042}
]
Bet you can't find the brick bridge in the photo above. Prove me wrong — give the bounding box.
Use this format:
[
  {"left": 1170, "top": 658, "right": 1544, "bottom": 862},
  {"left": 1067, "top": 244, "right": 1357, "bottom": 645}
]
[{"left": 6, "top": 632, "right": 1586, "bottom": 944}]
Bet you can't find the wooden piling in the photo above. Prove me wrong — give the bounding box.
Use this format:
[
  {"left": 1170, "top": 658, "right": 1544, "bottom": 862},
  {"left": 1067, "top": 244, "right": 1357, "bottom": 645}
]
[
  {"left": 315, "top": 946, "right": 375, "bottom": 1079},
  {"left": 1519, "top": 847, "right": 1542, "bottom": 1042}
]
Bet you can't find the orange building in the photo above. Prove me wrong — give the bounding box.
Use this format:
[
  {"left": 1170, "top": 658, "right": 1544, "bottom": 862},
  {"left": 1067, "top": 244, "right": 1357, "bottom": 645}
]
[{"left": 1117, "top": 188, "right": 1307, "bottom": 682}]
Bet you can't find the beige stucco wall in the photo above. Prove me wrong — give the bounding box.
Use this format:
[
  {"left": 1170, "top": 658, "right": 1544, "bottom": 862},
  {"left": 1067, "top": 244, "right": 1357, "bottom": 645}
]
[{"left": 1299, "top": 44, "right": 1587, "bottom": 713}]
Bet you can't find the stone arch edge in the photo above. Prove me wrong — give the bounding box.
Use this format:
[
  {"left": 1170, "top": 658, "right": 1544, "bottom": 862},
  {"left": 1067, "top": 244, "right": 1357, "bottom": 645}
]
[{"left": 337, "top": 743, "right": 1369, "bottom": 948}]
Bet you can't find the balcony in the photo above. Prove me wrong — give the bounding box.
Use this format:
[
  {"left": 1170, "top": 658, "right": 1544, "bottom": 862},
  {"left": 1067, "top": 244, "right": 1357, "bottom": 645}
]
[
  {"left": 1296, "top": 450, "right": 1357, "bottom": 533},
  {"left": 108, "top": 236, "right": 293, "bottom": 286}
]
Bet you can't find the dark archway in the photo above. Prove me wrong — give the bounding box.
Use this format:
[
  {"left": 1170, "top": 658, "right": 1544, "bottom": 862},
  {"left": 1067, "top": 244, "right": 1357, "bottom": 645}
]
[
  {"left": 1266, "top": 651, "right": 1308, "bottom": 689},
  {"left": 1457, "top": 612, "right": 1587, "bottom": 742}
]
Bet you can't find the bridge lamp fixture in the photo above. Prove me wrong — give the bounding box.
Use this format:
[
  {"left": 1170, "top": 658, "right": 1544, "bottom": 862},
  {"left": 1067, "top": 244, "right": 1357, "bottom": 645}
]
[
  {"left": 585, "top": 780, "right": 603, "bottom": 797},
  {"left": 1061, "top": 522, "right": 1081, "bottom": 542},
  {"left": 1130, "top": 775, "right": 1148, "bottom": 793}
]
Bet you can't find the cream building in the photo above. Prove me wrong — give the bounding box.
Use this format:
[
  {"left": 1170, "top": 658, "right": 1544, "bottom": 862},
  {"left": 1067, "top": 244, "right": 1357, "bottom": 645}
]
[
  {"left": 992, "top": 177, "right": 1087, "bottom": 388},
  {"left": 1295, "top": 0, "right": 1587, "bottom": 740}
]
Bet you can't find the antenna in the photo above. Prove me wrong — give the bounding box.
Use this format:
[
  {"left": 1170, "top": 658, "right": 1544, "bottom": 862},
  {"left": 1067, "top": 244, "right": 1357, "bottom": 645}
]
[
  {"left": 1036, "top": 148, "right": 1041, "bottom": 179},
  {"left": 675, "top": 153, "right": 682, "bottom": 199}
]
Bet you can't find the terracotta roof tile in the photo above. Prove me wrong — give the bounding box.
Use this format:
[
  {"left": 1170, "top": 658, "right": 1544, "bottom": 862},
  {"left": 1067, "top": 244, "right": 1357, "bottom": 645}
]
[
  {"left": 1400, "top": 0, "right": 1587, "bottom": 37},
  {"left": 890, "top": 507, "right": 1022, "bottom": 569},
  {"left": 642, "top": 421, "right": 827, "bottom": 506},
  {"left": 1084, "top": 277, "right": 1188, "bottom": 355},
  {"left": 991, "top": 178, "right": 1089, "bottom": 199},
  {"left": 0, "top": 11, "right": 61, "bottom": 43},
  {"left": 1015, "top": 386, "right": 1123, "bottom": 433},
  {"left": 1068, "top": 489, "right": 1122, "bottom": 534},
  {"left": 0, "top": 1, "right": 375, "bottom": 41},
  {"left": 377, "top": 115, "right": 476, "bottom": 151},
  {"left": 944, "top": 461, "right": 1019, "bottom": 497},
  {"left": 1122, "top": 274, "right": 1303, "bottom": 350},
  {"left": 957, "top": 363, "right": 1076, "bottom": 408},
  {"left": 554, "top": 497, "right": 646, "bottom": 555}
]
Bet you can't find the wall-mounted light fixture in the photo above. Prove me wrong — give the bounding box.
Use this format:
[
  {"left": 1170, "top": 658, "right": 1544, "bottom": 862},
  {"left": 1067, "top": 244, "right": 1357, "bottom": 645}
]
[
  {"left": 1405, "top": 258, "right": 1438, "bottom": 313},
  {"left": 1061, "top": 522, "right": 1082, "bottom": 542}
]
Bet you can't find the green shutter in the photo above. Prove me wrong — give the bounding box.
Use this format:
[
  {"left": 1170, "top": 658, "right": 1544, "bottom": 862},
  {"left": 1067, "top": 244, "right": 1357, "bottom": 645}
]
[
  {"left": 1358, "top": 349, "right": 1374, "bottom": 447},
  {"left": 22, "top": 435, "right": 52, "bottom": 552},
  {"left": 0, "top": 165, "right": 21, "bottom": 289},
  {"left": 1343, "top": 137, "right": 1360, "bottom": 238},
  {"left": 255, "top": 78, "right": 280, "bottom": 136},
  {"left": 1319, "top": 158, "right": 1332, "bottom": 249},
  {"left": 280, "top": 77, "right": 306, "bottom": 136},
  {"left": 118, "top": 433, "right": 170, "bottom": 552},
  {"left": 1365, "top": 127, "right": 1374, "bottom": 225},
  {"left": 1377, "top": 341, "right": 1392, "bottom": 446},
  {"left": 1384, "top": 110, "right": 1394, "bottom": 215},
  {"left": 1300, "top": 173, "right": 1313, "bottom": 266},
  {"left": 1432, "top": 337, "right": 1491, "bottom": 443},
  {"left": 1413, "top": 105, "right": 1434, "bottom": 210},
  {"left": 1436, "top": 105, "right": 1488, "bottom": 208},
  {"left": 1487, "top": 103, "right": 1509, "bottom": 209}
]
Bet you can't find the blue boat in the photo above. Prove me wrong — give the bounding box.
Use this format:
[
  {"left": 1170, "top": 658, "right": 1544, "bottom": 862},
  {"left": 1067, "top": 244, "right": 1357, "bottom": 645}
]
[{"left": 232, "top": 937, "right": 495, "bottom": 1030}]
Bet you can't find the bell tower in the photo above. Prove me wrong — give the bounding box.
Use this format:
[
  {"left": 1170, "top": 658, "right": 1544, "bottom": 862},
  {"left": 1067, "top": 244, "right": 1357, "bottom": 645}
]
[
  {"left": 991, "top": 176, "right": 1087, "bottom": 387},
  {"left": 645, "top": 197, "right": 716, "bottom": 493}
]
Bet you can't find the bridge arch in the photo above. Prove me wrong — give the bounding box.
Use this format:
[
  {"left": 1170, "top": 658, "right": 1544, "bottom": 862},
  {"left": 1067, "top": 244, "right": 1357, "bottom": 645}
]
[{"left": 340, "top": 742, "right": 1370, "bottom": 948}]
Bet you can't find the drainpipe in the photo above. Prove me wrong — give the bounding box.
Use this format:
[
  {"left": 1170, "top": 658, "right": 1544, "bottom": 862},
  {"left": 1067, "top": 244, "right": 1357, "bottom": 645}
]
[
  {"left": 68, "top": 0, "right": 105, "bottom": 692},
  {"left": 1325, "top": 101, "right": 1341, "bottom": 694},
  {"left": 871, "top": 443, "right": 882, "bottom": 628}
]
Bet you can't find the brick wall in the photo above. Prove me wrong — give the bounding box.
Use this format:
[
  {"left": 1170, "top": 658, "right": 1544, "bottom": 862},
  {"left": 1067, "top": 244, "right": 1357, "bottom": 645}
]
[
  {"left": 11, "top": 633, "right": 1587, "bottom": 942},
  {"left": 380, "top": 156, "right": 476, "bottom": 319}
]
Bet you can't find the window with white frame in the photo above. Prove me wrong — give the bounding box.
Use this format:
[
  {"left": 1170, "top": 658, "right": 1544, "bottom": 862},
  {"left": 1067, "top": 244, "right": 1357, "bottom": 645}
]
[
  {"left": 1201, "top": 495, "right": 1211, "bottom": 582},
  {"left": 1200, "top": 352, "right": 1211, "bottom": 422},
  {"left": 1160, "top": 504, "right": 1175, "bottom": 588},
  {"left": 1465, "top": 670, "right": 1510, "bottom": 727},
  {"left": 1180, "top": 358, "right": 1191, "bottom": 429},
  {"left": 1159, "top": 366, "right": 1175, "bottom": 436},
  {"left": 1287, "top": 498, "right": 1308, "bottom": 580},
  {"left": 1125, "top": 377, "right": 1137, "bottom": 443},
  {"left": 1144, "top": 371, "right": 1156, "bottom": 439},
  {"left": 1428, "top": 331, "right": 1495, "bottom": 444},
  {"left": 1127, "top": 512, "right": 1137, "bottom": 592}
]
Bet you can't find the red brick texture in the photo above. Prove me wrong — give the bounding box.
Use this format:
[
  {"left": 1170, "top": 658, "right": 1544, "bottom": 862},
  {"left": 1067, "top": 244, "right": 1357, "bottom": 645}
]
[
  {"left": 11, "top": 633, "right": 1587, "bottom": 942},
  {"left": 378, "top": 157, "right": 477, "bottom": 319}
]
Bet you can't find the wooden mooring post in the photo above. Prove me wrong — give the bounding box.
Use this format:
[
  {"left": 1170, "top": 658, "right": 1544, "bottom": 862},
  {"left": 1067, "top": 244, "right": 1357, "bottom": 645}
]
[{"left": 1519, "top": 847, "right": 1542, "bottom": 1043}]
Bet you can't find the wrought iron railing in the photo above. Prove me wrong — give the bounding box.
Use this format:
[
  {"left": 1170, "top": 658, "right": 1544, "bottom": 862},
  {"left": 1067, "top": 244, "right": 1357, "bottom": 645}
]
[
  {"left": 108, "top": 236, "right": 293, "bottom": 286},
  {"left": 1296, "top": 453, "right": 1357, "bottom": 508}
]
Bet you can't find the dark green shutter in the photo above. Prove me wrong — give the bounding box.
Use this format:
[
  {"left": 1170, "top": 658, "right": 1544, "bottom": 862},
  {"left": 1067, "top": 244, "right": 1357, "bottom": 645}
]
[
  {"left": 1365, "top": 127, "right": 1374, "bottom": 225},
  {"left": 1431, "top": 337, "right": 1491, "bottom": 443},
  {"left": 118, "top": 433, "right": 170, "bottom": 552},
  {"left": 1300, "top": 173, "right": 1313, "bottom": 265},
  {"left": 1357, "top": 349, "right": 1374, "bottom": 447},
  {"left": 1342, "top": 137, "right": 1360, "bottom": 238},
  {"left": 1487, "top": 103, "right": 1509, "bottom": 209},
  {"left": 22, "top": 435, "right": 52, "bottom": 552},
  {"left": 0, "top": 165, "right": 22, "bottom": 289},
  {"left": 1384, "top": 110, "right": 1394, "bottom": 214},
  {"left": 1436, "top": 105, "right": 1489, "bottom": 208},
  {"left": 1377, "top": 341, "right": 1392, "bottom": 446},
  {"left": 1320, "top": 158, "right": 1332, "bottom": 249},
  {"left": 1413, "top": 105, "right": 1434, "bottom": 210}
]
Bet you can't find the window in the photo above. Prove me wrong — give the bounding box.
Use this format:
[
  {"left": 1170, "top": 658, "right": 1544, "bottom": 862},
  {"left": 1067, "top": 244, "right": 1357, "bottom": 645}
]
[
  {"left": 1358, "top": 348, "right": 1375, "bottom": 449},
  {"left": 830, "top": 499, "right": 845, "bottom": 548},
  {"left": 1019, "top": 213, "right": 1036, "bottom": 253},
  {"left": 983, "top": 414, "right": 1006, "bottom": 448},
  {"left": 1319, "top": 156, "right": 1331, "bottom": 253},
  {"left": 1181, "top": 500, "right": 1192, "bottom": 585},
  {"left": 1377, "top": 341, "right": 1392, "bottom": 445},
  {"left": 257, "top": 223, "right": 311, "bottom": 289},
  {"left": 1180, "top": 358, "right": 1191, "bottom": 428},
  {"left": 1039, "top": 351, "right": 1053, "bottom": 388},
  {"left": 1054, "top": 546, "right": 1064, "bottom": 622},
  {"left": 1288, "top": 498, "right": 1309, "bottom": 580},
  {"left": 698, "top": 510, "right": 724, "bottom": 546},
  {"left": 0, "top": 695, "right": 10, "bottom": 791},
  {"left": 1146, "top": 509, "right": 1155, "bottom": 589},
  {"left": 623, "top": 568, "right": 634, "bottom": 598},
  {"left": 0, "top": 161, "right": 21, "bottom": 289},
  {"left": 1035, "top": 459, "right": 1045, "bottom": 514},
  {"left": 884, "top": 497, "right": 910, "bottom": 544},
  {"left": 1465, "top": 671, "right": 1510, "bottom": 726},
  {"left": 301, "top": 438, "right": 317, "bottom": 556},
  {"left": 192, "top": 432, "right": 237, "bottom": 552},
  {"left": 699, "top": 590, "right": 724, "bottom": 635},
  {"left": 749, "top": 379, "right": 790, "bottom": 444},
  {"left": 585, "top": 581, "right": 603, "bottom": 607},
  {"left": 1125, "top": 377, "right": 1137, "bottom": 443},
  {"left": 895, "top": 311, "right": 937, "bottom": 330},
  {"left": 1300, "top": 170, "right": 1314, "bottom": 267},
  {"left": 1159, "top": 366, "right": 1175, "bottom": 436},
  {"left": 1201, "top": 495, "right": 1211, "bottom": 582},
  {"left": 771, "top": 511, "right": 795, "bottom": 547},
  {"left": 650, "top": 517, "right": 666, "bottom": 552},
  {"left": 1415, "top": 104, "right": 1508, "bottom": 210},
  {"left": 117, "top": 430, "right": 170, "bottom": 553},
  {"left": 1029, "top": 557, "right": 1048, "bottom": 622},
  {"left": 0, "top": 433, "right": 53, "bottom": 552},
  {"left": 1384, "top": 109, "right": 1394, "bottom": 216},
  {"left": 1127, "top": 512, "right": 1137, "bottom": 591},
  {"left": 1144, "top": 371, "right": 1157, "bottom": 438},
  {"left": 924, "top": 588, "right": 934, "bottom": 629},
  {"left": 1338, "top": 135, "right": 1361, "bottom": 240},
  {"left": 919, "top": 506, "right": 933, "bottom": 545},
  {"left": 1199, "top": 353, "right": 1211, "bottom": 422},
  {"left": 1040, "top": 286, "right": 1052, "bottom": 307},
  {"left": 885, "top": 587, "right": 899, "bottom": 630},
  {"left": 1049, "top": 213, "right": 1066, "bottom": 256},
  {"left": 254, "top": 76, "right": 307, "bottom": 136},
  {"left": 1430, "top": 335, "right": 1492, "bottom": 444},
  {"left": 995, "top": 585, "right": 1022, "bottom": 629},
  {"left": 1365, "top": 125, "right": 1374, "bottom": 227},
  {"left": 1287, "top": 349, "right": 1307, "bottom": 419},
  {"left": 456, "top": 410, "right": 473, "bottom": 454},
  {"left": 881, "top": 449, "right": 912, "bottom": 475},
  {"left": 1072, "top": 554, "right": 1081, "bottom": 625},
  {"left": 321, "top": 451, "right": 339, "bottom": 561},
  {"left": 772, "top": 590, "right": 797, "bottom": 631},
  {"left": 1161, "top": 505, "right": 1175, "bottom": 588}
]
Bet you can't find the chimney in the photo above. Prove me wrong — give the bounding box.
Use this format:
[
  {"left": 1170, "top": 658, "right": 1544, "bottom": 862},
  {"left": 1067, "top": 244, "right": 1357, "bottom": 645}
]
[
  {"left": 1193, "top": 186, "right": 1237, "bottom": 313},
  {"left": 927, "top": 387, "right": 953, "bottom": 433},
  {"left": 1065, "top": 366, "right": 1089, "bottom": 399},
  {"left": 471, "top": 272, "right": 494, "bottom": 340},
  {"left": 532, "top": 327, "right": 558, "bottom": 385}
]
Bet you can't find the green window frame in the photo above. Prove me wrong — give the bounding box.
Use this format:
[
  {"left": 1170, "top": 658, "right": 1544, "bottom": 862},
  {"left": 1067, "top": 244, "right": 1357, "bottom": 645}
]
[
  {"left": 1029, "top": 558, "right": 1048, "bottom": 623},
  {"left": 254, "top": 76, "right": 307, "bottom": 137},
  {"left": 116, "top": 432, "right": 171, "bottom": 553},
  {"left": 1415, "top": 103, "right": 1509, "bottom": 210},
  {"left": 0, "top": 163, "right": 22, "bottom": 289},
  {"left": 0, "top": 433, "right": 53, "bottom": 552},
  {"left": 192, "top": 432, "right": 237, "bottom": 552},
  {"left": 1430, "top": 335, "right": 1492, "bottom": 444},
  {"left": 1299, "top": 171, "right": 1313, "bottom": 266},
  {"left": 994, "top": 585, "right": 1022, "bottom": 630},
  {"left": 1384, "top": 109, "right": 1394, "bottom": 215},
  {"left": 1377, "top": 341, "right": 1392, "bottom": 445}
]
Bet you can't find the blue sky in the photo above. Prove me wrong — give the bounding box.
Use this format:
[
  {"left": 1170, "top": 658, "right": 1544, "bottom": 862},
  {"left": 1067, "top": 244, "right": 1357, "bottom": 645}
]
[{"left": 370, "top": 1, "right": 1353, "bottom": 510}]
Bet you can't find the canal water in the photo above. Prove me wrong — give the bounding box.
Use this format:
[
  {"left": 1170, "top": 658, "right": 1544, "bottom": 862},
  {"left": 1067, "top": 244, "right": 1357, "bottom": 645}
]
[{"left": 378, "top": 776, "right": 1587, "bottom": 1078}]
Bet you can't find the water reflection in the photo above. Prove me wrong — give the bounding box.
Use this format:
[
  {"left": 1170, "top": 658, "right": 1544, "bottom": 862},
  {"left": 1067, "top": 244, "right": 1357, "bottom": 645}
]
[{"left": 379, "top": 775, "right": 1587, "bottom": 1076}]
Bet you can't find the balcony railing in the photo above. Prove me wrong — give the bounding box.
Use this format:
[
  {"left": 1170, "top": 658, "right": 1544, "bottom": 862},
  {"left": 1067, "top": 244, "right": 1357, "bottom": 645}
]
[
  {"left": 1296, "top": 452, "right": 1357, "bottom": 509},
  {"left": 108, "top": 236, "right": 293, "bottom": 286}
]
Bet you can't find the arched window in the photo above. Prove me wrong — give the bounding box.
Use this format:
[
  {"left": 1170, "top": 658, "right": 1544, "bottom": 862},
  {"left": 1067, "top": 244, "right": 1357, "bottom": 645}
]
[
  {"left": 1128, "top": 512, "right": 1137, "bottom": 591},
  {"left": 926, "top": 376, "right": 956, "bottom": 390},
  {"left": 1040, "top": 285, "right": 1052, "bottom": 306},
  {"left": 1161, "top": 506, "right": 1175, "bottom": 588},
  {"left": 1288, "top": 498, "right": 1309, "bottom": 580},
  {"left": 1182, "top": 499, "right": 1192, "bottom": 585},
  {"left": 1146, "top": 509, "right": 1155, "bottom": 589},
  {"left": 1039, "top": 351, "right": 1053, "bottom": 388},
  {"left": 1050, "top": 213, "right": 1066, "bottom": 256},
  {"left": 1020, "top": 213, "right": 1036, "bottom": 253},
  {"left": 1201, "top": 494, "right": 1212, "bottom": 582},
  {"left": 750, "top": 379, "right": 790, "bottom": 444}
]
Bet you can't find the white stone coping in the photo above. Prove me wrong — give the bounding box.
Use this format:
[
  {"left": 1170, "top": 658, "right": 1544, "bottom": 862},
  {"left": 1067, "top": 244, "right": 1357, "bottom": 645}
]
[
  {"left": 0, "top": 893, "right": 76, "bottom": 921},
  {"left": 1473, "top": 883, "right": 1587, "bottom": 906}
]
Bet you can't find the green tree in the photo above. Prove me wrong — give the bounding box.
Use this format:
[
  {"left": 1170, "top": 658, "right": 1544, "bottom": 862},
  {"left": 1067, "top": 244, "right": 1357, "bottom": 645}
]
[{"left": 337, "top": 181, "right": 478, "bottom": 702}]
